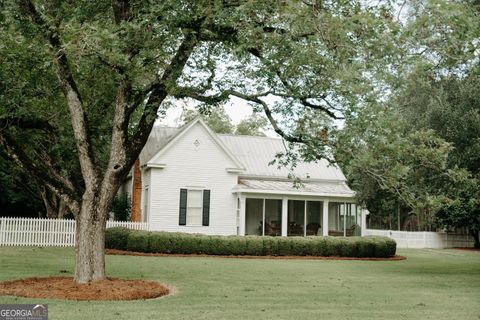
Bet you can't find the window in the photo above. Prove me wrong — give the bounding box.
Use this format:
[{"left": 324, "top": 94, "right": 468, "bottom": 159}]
[
  {"left": 187, "top": 189, "right": 203, "bottom": 226},
  {"left": 179, "top": 189, "right": 210, "bottom": 226}
]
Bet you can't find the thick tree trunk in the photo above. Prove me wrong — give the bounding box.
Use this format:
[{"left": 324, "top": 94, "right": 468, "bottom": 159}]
[
  {"left": 74, "top": 191, "right": 108, "bottom": 283},
  {"left": 470, "top": 229, "right": 480, "bottom": 249}
]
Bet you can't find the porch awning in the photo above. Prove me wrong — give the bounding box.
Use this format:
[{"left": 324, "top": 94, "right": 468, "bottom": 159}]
[{"left": 233, "top": 178, "right": 355, "bottom": 198}]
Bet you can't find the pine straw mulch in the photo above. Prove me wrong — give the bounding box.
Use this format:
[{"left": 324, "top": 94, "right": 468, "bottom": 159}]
[
  {"left": 0, "top": 276, "right": 170, "bottom": 301},
  {"left": 106, "top": 249, "right": 406, "bottom": 261},
  {"left": 451, "top": 247, "right": 480, "bottom": 252}
]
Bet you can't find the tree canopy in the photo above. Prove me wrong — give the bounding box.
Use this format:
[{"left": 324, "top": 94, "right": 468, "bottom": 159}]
[{"left": 180, "top": 106, "right": 268, "bottom": 135}]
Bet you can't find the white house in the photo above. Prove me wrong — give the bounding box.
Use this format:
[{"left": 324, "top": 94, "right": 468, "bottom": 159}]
[{"left": 120, "top": 118, "right": 367, "bottom": 237}]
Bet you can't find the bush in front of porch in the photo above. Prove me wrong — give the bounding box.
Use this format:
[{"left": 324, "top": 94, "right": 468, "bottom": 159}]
[{"left": 106, "top": 228, "right": 396, "bottom": 258}]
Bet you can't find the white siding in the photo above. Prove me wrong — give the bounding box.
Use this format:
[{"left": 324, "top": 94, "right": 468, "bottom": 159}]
[
  {"left": 148, "top": 123, "right": 238, "bottom": 235},
  {"left": 141, "top": 169, "right": 151, "bottom": 223}
]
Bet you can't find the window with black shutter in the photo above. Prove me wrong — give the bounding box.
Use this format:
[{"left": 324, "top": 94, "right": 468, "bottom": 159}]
[{"left": 179, "top": 189, "right": 211, "bottom": 226}]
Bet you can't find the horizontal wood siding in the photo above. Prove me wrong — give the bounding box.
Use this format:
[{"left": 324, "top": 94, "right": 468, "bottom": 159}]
[{"left": 148, "top": 123, "right": 238, "bottom": 235}]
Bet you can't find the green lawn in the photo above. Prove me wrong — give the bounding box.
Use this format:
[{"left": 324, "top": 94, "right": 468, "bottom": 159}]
[{"left": 0, "top": 247, "right": 479, "bottom": 320}]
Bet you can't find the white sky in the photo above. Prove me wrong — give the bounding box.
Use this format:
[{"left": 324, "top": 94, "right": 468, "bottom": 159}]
[
  {"left": 158, "top": 97, "right": 284, "bottom": 137},
  {"left": 159, "top": 96, "right": 254, "bottom": 127}
]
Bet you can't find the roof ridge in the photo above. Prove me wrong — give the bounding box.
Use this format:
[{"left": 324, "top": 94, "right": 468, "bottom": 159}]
[{"left": 218, "top": 133, "right": 282, "bottom": 140}]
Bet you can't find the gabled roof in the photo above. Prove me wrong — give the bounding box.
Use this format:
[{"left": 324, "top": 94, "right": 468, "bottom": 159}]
[
  {"left": 144, "top": 118, "right": 245, "bottom": 171},
  {"left": 139, "top": 126, "right": 179, "bottom": 164},
  {"left": 218, "top": 134, "right": 347, "bottom": 181},
  {"left": 140, "top": 121, "right": 348, "bottom": 182}
]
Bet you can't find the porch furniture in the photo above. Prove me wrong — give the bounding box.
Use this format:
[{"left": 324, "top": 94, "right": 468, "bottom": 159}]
[{"left": 329, "top": 224, "right": 357, "bottom": 237}]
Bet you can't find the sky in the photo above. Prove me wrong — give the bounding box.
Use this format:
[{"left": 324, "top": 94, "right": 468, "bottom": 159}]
[{"left": 159, "top": 96, "right": 254, "bottom": 127}]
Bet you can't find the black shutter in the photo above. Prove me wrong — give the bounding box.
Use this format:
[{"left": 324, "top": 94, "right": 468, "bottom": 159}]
[
  {"left": 179, "top": 189, "right": 187, "bottom": 225},
  {"left": 202, "top": 189, "right": 210, "bottom": 226}
]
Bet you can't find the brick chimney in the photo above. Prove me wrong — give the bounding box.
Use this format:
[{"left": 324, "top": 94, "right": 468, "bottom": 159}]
[{"left": 130, "top": 159, "right": 142, "bottom": 222}]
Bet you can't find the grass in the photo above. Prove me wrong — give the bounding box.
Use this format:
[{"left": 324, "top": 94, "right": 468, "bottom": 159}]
[{"left": 0, "top": 247, "right": 479, "bottom": 320}]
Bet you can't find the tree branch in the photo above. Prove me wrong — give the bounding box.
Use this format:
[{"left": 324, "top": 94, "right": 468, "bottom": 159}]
[
  {"left": 127, "top": 30, "right": 199, "bottom": 166},
  {"left": 0, "top": 130, "right": 80, "bottom": 213},
  {"left": 20, "top": 0, "right": 99, "bottom": 189},
  {"left": 0, "top": 117, "right": 55, "bottom": 132}
]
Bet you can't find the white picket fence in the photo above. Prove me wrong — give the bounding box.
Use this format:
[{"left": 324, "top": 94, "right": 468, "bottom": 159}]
[
  {"left": 364, "top": 229, "right": 474, "bottom": 249},
  {"left": 0, "top": 217, "right": 149, "bottom": 247}
]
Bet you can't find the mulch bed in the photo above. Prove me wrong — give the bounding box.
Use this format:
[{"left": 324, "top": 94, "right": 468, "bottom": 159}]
[
  {"left": 106, "top": 249, "right": 406, "bottom": 261},
  {"left": 452, "top": 247, "right": 480, "bottom": 252},
  {"left": 0, "top": 276, "right": 170, "bottom": 301}
]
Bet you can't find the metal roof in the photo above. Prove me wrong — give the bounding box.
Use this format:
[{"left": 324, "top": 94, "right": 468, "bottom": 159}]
[
  {"left": 139, "top": 126, "right": 179, "bottom": 164},
  {"left": 218, "top": 134, "right": 347, "bottom": 181},
  {"left": 235, "top": 178, "right": 355, "bottom": 197},
  {"left": 141, "top": 125, "right": 348, "bottom": 183}
]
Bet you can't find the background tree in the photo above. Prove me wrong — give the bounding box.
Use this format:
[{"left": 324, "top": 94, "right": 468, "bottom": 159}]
[
  {"left": 235, "top": 114, "right": 268, "bottom": 136},
  {"left": 180, "top": 105, "right": 268, "bottom": 136},
  {"left": 334, "top": 0, "right": 479, "bottom": 242},
  {"left": 0, "top": 152, "right": 43, "bottom": 217},
  {"left": 111, "top": 193, "right": 131, "bottom": 222},
  {"left": 180, "top": 106, "right": 234, "bottom": 134},
  {"left": 334, "top": 102, "right": 458, "bottom": 231}
]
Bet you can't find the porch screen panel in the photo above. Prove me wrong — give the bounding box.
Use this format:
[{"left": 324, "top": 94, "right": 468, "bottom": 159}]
[
  {"left": 265, "top": 199, "right": 282, "bottom": 236},
  {"left": 328, "top": 202, "right": 343, "bottom": 236},
  {"left": 288, "top": 200, "right": 305, "bottom": 236},
  {"left": 245, "top": 198, "right": 263, "bottom": 235},
  {"left": 306, "top": 201, "right": 322, "bottom": 236},
  {"left": 346, "top": 204, "right": 360, "bottom": 236}
]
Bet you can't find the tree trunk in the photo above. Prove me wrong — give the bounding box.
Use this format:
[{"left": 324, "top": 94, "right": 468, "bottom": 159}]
[
  {"left": 470, "top": 229, "right": 480, "bottom": 249},
  {"left": 40, "top": 187, "right": 70, "bottom": 219},
  {"left": 397, "top": 204, "right": 401, "bottom": 231},
  {"left": 74, "top": 191, "right": 108, "bottom": 283}
]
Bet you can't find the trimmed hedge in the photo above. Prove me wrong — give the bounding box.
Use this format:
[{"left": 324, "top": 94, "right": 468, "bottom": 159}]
[{"left": 105, "top": 228, "right": 396, "bottom": 258}]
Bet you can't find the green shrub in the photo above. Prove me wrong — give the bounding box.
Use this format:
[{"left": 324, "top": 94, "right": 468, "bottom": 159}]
[
  {"left": 126, "top": 230, "right": 149, "bottom": 252},
  {"left": 148, "top": 232, "right": 173, "bottom": 253},
  {"left": 276, "top": 237, "right": 291, "bottom": 256},
  {"left": 245, "top": 236, "right": 264, "bottom": 255},
  {"left": 227, "top": 236, "right": 247, "bottom": 256},
  {"left": 357, "top": 237, "right": 377, "bottom": 257},
  {"left": 105, "top": 227, "right": 132, "bottom": 250},
  {"left": 111, "top": 193, "right": 131, "bottom": 221},
  {"left": 290, "top": 237, "right": 309, "bottom": 256},
  {"left": 106, "top": 229, "right": 397, "bottom": 258},
  {"left": 263, "top": 237, "right": 279, "bottom": 256}
]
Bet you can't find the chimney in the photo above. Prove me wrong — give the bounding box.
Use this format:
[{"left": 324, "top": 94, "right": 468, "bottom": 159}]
[{"left": 130, "top": 159, "right": 142, "bottom": 222}]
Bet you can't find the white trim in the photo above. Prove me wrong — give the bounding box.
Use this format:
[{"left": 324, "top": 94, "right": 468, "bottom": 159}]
[
  {"left": 281, "top": 197, "right": 288, "bottom": 236},
  {"left": 238, "top": 175, "right": 347, "bottom": 184},
  {"left": 144, "top": 163, "right": 166, "bottom": 169},
  {"left": 322, "top": 201, "right": 329, "bottom": 236},
  {"left": 233, "top": 188, "right": 355, "bottom": 199}
]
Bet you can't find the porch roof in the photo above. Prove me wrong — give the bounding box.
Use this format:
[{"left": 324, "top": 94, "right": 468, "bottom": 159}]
[{"left": 233, "top": 178, "right": 355, "bottom": 198}]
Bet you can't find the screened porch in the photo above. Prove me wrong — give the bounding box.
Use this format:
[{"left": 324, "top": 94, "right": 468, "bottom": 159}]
[{"left": 241, "top": 197, "right": 363, "bottom": 237}]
